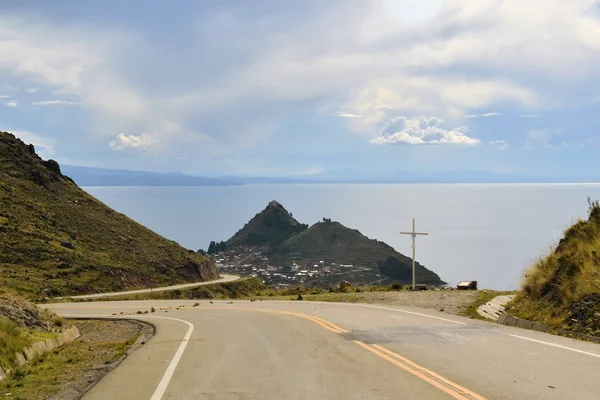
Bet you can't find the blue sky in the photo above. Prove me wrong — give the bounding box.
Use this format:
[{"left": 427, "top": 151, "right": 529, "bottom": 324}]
[{"left": 1, "top": 0, "right": 600, "bottom": 178}]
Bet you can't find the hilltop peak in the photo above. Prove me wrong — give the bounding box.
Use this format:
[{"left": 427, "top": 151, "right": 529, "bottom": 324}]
[{"left": 226, "top": 201, "right": 308, "bottom": 247}]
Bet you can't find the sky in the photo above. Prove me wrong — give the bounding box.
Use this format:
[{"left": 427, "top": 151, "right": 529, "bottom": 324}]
[{"left": 1, "top": 0, "right": 600, "bottom": 178}]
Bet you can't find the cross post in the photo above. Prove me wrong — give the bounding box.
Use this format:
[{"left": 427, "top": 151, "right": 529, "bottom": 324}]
[{"left": 400, "top": 218, "right": 429, "bottom": 290}]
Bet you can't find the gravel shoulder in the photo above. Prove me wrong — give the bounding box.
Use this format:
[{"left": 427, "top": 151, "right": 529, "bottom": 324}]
[
  {"left": 260, "top": 290, "right": 483, "bottom": 315},
  {"left": 0, "top": 319, "right": 153, "bottom": 400}
]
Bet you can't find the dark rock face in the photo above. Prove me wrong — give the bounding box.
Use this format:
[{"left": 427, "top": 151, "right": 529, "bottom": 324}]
[
  {"left": 566, "top": 293, "right": 600, "bottom": 335},
  {"left": 42, "top": 159, "right": 62, "bottom": 176}
]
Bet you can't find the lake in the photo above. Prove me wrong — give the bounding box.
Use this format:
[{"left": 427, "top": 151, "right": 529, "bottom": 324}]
[{"left": 83, "top": 184, "right": 600, "bottom": 290}]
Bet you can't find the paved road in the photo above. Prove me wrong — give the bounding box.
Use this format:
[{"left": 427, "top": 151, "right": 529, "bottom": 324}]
[
  {"left": 46, "top": 300, "right": 600, "bottom": 400},
  {"left": 58, "top": 274, "right": 239, "bottom": 299}
]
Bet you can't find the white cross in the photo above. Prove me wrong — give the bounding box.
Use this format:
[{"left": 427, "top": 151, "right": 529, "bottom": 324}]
[{"left": 400, "top": 218, "right": 429, "bottom": 290}]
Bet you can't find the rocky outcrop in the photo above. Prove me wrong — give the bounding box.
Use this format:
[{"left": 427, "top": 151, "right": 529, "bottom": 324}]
[{"left": 0, "top": 294, "right": 49, "bottom": 330}]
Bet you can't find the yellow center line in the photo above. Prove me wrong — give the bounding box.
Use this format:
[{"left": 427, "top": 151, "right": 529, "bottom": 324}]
[
  {"left": 51, "top": 304, "right": 485, "bottom": 399},
  {"left": 371, "top": 344, "right": 487, "bottom": 400},
  {"left": 354, "top": 341, "right": 486, "bottom": 400}
]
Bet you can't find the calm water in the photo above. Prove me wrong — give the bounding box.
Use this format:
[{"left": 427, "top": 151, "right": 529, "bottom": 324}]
[{"left": 83, "top": 184, "right": 600, "bottom": 290}]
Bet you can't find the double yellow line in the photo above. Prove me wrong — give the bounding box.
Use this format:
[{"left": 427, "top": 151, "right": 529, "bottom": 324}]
[
  {"left": 185, "top": 305, "right": 487, "bottom": 399},
  {"left": 53, "top": 303, "right": 486, "bottom": 399}
]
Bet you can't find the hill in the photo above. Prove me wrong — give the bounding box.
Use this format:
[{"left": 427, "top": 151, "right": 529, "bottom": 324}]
[
  {"left": 217, "top": 202, "right": 444, "bottom": 286},
  {"left": 0, "top": 131, "right": 219, "bottom": 298},
  {"left": 226, "top": 201, "right": 308, "bottom": 247},
  {"left": 272, "top": 220, "right": 443, "bottom": 285},
  {"left": 509, "top": 198, "right": 600, "bottom": 336}
]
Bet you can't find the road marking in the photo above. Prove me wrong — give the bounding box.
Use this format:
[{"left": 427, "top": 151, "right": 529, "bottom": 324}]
[
  {"left": 509, "top": 334, "right": 600, "bottom": 359},
  {"left": 355, "top": 341, "right": 487, "bottom": 400},
  {"left": 194, "top": 306, "right": 349, "bottom": 334},
  {"left": 143, "top": 316, "right": 194, "bottom": 400},
  {"left": 353, "top": 304, "right": 467, "bottom": 325},
  {"left": 56, "top": 306, "right": 483, "bottom": 399},
  {"left": 371, "top": 345, "right": 487, "bottom": 400}
]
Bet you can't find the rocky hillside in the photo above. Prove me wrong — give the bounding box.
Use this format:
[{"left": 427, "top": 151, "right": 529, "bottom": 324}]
[
  {"left": 220, "top": 201, "right": 445, "bottom": 286},
  {"left": 509, "top": 198, "right": 600, "bottom": 336},
  {"left": 0, "top": 131, "right": 219, "bottom": 298}
]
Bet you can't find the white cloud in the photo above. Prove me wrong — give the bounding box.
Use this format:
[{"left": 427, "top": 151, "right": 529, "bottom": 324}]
[
  {"left": 32, "top": 100, "right": 79, "bottom": 106},
  {"left": 331, "top": 111, "right": 362, "bottom": 119},
  {"left": 6, "top": 100, "right": 19, "bottom": 107},
  {"left": 108, "top": 133, "right": 158, "bottom": 151},
  {"left": 524, "top": 129, "right": 561, "bottom": 149},
  {"left": 26, "top": 88, "right": 39, "bottom": 93},
  {"left": 0, "top": 95, "right": 11, "bottom": 98},
  {"left": 464, "top": 112, "right": 503, "bottom": 118},
  {"left": 369, "top": 116, "right": 480, "bottom": 146},
  {"left": 1, "top": 1, "right": 599, "bottom": 156},
  {"left": 490, "top": 140, "right": 509, "bottom": 150},
  {"left": 11, "top": 130, "right": 55, "bottom": 155}
]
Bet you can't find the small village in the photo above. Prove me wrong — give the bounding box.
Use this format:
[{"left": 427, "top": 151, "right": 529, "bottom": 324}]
[{"left": 210, "top": 246, "right": 380, "bottom": 288}]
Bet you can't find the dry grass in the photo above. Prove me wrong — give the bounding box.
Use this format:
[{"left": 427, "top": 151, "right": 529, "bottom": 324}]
[{"left": 510, "top": 198, "right": 600, "bottom": 333}]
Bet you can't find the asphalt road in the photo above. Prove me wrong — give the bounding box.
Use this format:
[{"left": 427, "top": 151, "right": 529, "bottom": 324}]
[
  {"left": 59, "top": 274, "right": 239, "bottom": 299},
  {"left": 46, "top": 300, "right": 600, "bottom": 400}
]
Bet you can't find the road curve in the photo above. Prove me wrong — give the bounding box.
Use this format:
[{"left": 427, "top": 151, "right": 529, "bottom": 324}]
[
  {"left": 46, "top": 300, "right": 600, "bottom": 400},
  {"left": 58, "top": 274, "right": 239, "bottom": 299}
]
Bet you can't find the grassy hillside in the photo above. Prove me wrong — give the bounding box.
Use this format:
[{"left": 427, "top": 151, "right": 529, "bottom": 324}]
[
  {"left": 509, "top": 198, "right": 600, "bottom": 335},
  {"left": 0, "top": 291, "right": 63, "bottom": 370},
  {"left": 226, "top": 200, "right": 308, "bottom": 247},
  {"left": 0, "top": 131, "right": 219, "bottom": 298},
  {"left": 274, "top": 221, "right": 444, "bottom": 285}
]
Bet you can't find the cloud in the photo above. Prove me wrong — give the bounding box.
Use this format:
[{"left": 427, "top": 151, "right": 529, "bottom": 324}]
[
  {"left": 6, "top": 100, "right": 19, "bottom": 107},
  {"left": 1, "top": 0, "right": 599, "bottom": 162},
  {"left": 108, "top": 133, "right": 157, "bottom": 151},
  {"left": 331, "top": 111, "right": 362, "bottom": 119},
  {"left": 26, "top": 88, "right": 39, "bottom": 93},
  {"left": 32, "top": 100, "right": 80, "bottom": 106},
  {"left": 0, "top": 95, "right": 11, "bottom": 98},
  {"left": 524, "top": 129, "right": 561, "bottom": 149},
  {"left": 490, "top": 140, "right": 509, "bottom": 150},
  {"left": 464, "top": 112, "right": 503, "bottom": 118},
  {"left": 11, "top": 130, "right": 55, "bottom": 155},
  {"left": 369, "top": 116, "right": 480, "bottom": 146}
]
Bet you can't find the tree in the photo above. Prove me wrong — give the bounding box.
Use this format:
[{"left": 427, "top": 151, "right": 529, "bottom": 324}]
[{"left": 197, "top": 249, "right": 207, "bottom": 255}]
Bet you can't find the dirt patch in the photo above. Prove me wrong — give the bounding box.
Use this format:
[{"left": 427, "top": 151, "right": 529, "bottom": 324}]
[{"left": 295, "top": 290, "right": 481, "bottom": 315}]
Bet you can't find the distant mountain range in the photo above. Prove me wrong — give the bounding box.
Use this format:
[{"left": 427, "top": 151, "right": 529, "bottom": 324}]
[{"left": 62, "top": 165, "right": 597, "bottom": 186}]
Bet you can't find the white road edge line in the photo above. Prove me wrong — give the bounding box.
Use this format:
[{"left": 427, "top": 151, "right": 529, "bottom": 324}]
[
  {"left": 509, "top": 334, "right": 600, "bottom": 358},
  {"left": 145, "top": 316, "right": 195, "bottom": 400},
  {"left": 359, "top": 305, "right": 467, "bottom": 325}
]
